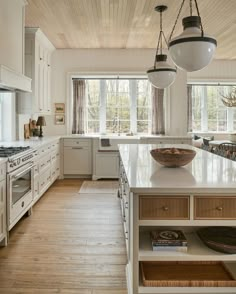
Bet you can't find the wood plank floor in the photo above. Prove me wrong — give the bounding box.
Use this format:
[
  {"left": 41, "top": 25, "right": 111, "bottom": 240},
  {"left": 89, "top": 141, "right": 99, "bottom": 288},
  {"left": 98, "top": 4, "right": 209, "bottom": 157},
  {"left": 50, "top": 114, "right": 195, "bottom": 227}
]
[{"left": 0, "top": 179, "right": 127, "bottom": 294}]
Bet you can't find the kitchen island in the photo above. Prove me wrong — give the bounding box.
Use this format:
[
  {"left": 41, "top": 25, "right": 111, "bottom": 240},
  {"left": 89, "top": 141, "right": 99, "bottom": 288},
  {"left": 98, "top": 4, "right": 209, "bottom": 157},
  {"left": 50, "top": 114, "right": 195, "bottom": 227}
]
[{"left": 118, "top": 144, "right": 236, "bottom": 294}]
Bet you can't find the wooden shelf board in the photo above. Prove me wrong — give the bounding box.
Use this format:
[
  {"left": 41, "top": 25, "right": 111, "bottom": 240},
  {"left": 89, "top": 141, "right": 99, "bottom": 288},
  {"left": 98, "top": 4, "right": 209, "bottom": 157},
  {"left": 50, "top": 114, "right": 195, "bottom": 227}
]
[
  {"left": 139, "top": 220, "right": 236, "bottom": 226},
  {"left": 139, "top": 231, "right": 236, "bottom": 261},
  {"left": 139, "top": 285, "right": 236, "bottom": 293}
]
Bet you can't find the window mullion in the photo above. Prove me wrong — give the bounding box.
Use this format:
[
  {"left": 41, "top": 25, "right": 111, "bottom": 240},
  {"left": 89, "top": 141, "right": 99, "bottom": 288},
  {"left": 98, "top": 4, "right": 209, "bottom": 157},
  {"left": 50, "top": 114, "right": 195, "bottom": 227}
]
[
  {"left": 100, "top": 80, "right": 106, "bottom": 134},
  {"left": 130, "top": 80, "right": 137, "bottom": 134},
  {"left": 227, "top": 107, "right": 234, "bottom": 132},
  {"left": 202, "top": 87, "right": 208, "bottom": 132}
]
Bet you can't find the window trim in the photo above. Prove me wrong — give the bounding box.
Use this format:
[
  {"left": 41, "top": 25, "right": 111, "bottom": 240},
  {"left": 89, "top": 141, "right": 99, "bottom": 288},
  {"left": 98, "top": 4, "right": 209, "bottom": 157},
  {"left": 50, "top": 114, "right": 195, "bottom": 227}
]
[
  {"left": 189, "top": 82, "right": 236, "bottom": 133},
  {"left": 68, "top": 73, "right": 151, "bottom": 135}
]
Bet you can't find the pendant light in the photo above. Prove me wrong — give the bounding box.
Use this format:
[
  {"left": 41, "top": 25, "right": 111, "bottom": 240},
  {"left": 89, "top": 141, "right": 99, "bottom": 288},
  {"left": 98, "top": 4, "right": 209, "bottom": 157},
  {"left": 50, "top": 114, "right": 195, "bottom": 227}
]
[
  {"left": 147, "top": 5, "right": 176, "bottom": 89},
  {"left": 168, "top": 0, "right": 217, "bottom": 72}
]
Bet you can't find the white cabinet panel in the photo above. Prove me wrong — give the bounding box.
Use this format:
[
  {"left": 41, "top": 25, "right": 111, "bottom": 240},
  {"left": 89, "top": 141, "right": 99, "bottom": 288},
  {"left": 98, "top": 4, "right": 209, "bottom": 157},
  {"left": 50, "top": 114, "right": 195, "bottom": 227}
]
[
  {"left": 0, "top": 179, "right": 6, "bottom": 245},
  {"left": 63, "top": 147, "right": 91, "bottom": 175},
  {"left": 94, "top": 152, "right": 119, "bottom": 179},
  {"left": 18, "top": 28, "right": 55, "bottom": 115}
]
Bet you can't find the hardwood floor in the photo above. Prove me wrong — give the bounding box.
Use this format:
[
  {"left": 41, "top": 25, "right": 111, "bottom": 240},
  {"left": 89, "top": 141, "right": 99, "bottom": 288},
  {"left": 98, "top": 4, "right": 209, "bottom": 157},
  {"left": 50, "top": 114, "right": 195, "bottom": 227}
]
[{"left": 0, "top": 179, "right": 127, "bottom": 294}]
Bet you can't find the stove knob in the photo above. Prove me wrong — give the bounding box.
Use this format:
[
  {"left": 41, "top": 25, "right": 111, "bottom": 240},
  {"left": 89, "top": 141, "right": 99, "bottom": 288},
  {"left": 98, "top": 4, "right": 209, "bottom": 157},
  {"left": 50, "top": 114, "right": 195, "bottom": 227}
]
[
  {"left": 14, "top": 162, "right": 17, "bottom": 166},
  {"left": 10, "top": 163, "right": 13, "bottom": 168}
]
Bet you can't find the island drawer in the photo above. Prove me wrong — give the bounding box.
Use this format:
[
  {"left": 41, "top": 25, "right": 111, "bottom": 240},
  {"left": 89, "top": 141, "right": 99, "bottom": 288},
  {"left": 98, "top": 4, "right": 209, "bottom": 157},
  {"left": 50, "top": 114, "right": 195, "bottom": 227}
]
[
  {"left": 194, "top": 196, "right": 236, "bottom": 219},
  {"left": 139, "top": 196, "right": 190, "bottom": 220}
]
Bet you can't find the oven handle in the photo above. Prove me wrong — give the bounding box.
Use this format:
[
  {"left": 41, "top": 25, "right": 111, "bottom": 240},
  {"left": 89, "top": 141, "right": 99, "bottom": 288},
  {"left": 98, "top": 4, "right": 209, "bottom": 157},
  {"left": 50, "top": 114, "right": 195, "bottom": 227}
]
[{"left": 10, "top": 162, "right": 35, "bottom": 179}]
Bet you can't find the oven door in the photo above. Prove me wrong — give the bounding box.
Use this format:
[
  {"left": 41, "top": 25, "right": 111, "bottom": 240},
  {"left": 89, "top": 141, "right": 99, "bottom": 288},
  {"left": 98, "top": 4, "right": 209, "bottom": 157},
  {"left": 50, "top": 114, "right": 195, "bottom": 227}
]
[{"left": 7, "top": 162, "right": 34, "bottom": 229}]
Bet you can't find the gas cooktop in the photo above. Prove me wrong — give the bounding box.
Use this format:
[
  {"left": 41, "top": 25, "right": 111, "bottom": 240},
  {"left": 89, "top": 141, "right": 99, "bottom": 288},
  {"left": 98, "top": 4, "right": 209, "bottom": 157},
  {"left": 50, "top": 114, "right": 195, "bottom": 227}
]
[{"left": 0, "top": 146, "right": 31, "bottom": 158}]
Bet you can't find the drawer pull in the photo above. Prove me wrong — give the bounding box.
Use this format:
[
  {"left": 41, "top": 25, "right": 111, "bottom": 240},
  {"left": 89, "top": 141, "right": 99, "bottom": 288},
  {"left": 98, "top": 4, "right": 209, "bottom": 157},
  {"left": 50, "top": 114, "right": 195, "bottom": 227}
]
[
  {"left": 162, "top": 206, "right": 169, "bottom": 211},
  {"left": 216, "top": 206, "right": 223, "bottom": 211}
]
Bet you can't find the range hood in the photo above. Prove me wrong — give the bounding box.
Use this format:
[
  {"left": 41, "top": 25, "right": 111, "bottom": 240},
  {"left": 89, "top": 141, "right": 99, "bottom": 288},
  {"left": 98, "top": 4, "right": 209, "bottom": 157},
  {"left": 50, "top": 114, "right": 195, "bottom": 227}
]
[{"left": 0, "top": 65, "right": 31, "bottom": 92}]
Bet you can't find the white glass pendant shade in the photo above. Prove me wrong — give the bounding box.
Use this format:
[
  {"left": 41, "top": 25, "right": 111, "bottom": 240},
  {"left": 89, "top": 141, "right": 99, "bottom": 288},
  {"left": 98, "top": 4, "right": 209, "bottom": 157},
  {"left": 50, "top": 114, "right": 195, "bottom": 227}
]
[
  {"left": 147, "top": 54, "right": 177, "bottom": 89},
  {"left": 169, "top": 16, "right": 217, "bottom": 72}
]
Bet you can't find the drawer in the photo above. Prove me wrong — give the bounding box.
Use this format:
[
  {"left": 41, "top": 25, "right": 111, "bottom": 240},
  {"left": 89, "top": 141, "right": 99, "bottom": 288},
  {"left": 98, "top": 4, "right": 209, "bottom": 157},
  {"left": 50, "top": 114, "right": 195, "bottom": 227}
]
[
  {"left": 39, "top": 154, "right": 51, "bottom": 173},
  {"left": 139, "top": 196, "right": 190, "bottom": 220},
  {"left": 34, "top": 162, "right": 39, "bottom": 176},
  {"left": 10, "top": 191, "right": 33, "bottom": 224},
  {"left": 51, "top": 150, "right": 57, "bottom": 162},
  {"left": 38, "top": 144, "right": 50, "bottom": 156},
  {"left": 63, "top": 139, "right": 91, "bottom": 147},
  {"left": 51, "top": 140, "right": 60, "bottom": 151},
  {"left": 194, "top": 196, "right": 236, "bottom": 219}
]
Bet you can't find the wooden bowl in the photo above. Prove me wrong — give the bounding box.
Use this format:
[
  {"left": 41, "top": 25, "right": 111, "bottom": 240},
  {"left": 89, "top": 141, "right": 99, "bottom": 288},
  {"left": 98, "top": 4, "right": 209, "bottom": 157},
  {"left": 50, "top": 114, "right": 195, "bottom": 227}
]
[{"left": 150, "top": 148, "right": 196, "bottom": 167}]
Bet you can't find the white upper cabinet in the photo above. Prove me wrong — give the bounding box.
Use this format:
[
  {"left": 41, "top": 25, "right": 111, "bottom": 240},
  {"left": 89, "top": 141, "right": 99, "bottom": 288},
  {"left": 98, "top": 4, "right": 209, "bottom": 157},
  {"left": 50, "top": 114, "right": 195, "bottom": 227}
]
[{"left": 18, "top": 28, "right": 55, "bottom": 115}]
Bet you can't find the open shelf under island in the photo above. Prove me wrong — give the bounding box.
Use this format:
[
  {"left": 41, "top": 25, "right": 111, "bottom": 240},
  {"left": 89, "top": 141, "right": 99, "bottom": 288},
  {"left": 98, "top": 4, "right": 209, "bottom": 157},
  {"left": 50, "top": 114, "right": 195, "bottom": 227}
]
[{"left": 118, "top": 144, "right": 236, "bottom": 294}]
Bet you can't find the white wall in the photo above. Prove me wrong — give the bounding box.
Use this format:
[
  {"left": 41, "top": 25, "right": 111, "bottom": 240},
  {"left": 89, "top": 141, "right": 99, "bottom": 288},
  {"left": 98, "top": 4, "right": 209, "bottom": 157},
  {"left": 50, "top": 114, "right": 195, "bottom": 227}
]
[
  {"left": 188, "top": 59, "right": 236, "bottom": 81},
  {"left": 0, "top": 0, "right": 25, "bottom": 74},
  {"left": 46, "top": 50, "right": 236, "bottom": 137},
  {"left": 46, "top": 48, "right": 187, "bottom": 136}
]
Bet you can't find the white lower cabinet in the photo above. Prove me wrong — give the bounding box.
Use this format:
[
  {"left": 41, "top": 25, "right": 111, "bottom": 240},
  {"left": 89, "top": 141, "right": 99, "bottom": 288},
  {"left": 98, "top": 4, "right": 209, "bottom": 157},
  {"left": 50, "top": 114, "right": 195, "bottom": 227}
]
[
  {"left": 63, "top": 139, "right": 92, "bottom": 175},
  {"left": 93, "top": 152, "right": 119, "bottom": 180},
  {"left": 0, "top": 163, "right": 6, "bottom": 246},
  {"left": 33, "top": 139, "right": 60, "bottom": 205}
]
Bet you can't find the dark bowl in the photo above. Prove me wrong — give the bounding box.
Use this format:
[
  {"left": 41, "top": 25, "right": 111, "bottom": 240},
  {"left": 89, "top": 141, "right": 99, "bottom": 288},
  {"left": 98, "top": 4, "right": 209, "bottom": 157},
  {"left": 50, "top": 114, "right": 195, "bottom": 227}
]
[
  {"left": 150, "top": 147, "right": 196, "bottom": 167},
  {"left": 197, "top": 227, "right": 236, "bottom": 254}
]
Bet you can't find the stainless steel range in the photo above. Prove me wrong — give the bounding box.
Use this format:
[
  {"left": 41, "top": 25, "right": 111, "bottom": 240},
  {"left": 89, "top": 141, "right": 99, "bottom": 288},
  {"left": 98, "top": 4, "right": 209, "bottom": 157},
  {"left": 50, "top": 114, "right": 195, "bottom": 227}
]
[{"left": 0, "top": 146, "right": 34, "bottom": 230}]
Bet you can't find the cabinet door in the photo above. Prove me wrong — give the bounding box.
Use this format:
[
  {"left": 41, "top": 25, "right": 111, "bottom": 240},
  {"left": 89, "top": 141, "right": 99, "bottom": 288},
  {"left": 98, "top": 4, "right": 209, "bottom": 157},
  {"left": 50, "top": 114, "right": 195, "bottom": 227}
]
[
  {"left": 95, "top": 152, "right": 119, "bottom": 178},
  {"left": 43, "top": 49, "right": 51, "bottom": 114},
  {"left": 0, "top": 180, "right": 6, "bottom": 242},
  {"left": 46, "top": 51, "right": 51, "bottom": 113},
  {"left": 64, "top": 147, "right": 91, "bottom": 175},
  {"left": 38, "top": 44, "right": 44, "bottom": 113}
]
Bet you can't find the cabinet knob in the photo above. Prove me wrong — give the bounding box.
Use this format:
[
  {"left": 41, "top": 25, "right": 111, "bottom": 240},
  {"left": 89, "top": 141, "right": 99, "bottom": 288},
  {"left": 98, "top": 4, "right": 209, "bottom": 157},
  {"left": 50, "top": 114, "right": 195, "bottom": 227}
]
[
  {"left": 216, "top": 206, "right": 223, "bottom": 211},
  {"left": 162, "top": 206, "right": 169, "bottom": 211}
]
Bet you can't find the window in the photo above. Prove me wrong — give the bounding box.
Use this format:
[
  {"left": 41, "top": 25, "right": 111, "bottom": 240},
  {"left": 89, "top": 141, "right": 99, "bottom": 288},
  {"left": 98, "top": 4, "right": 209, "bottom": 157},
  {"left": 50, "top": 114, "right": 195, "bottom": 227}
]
[
  {"left": 84, "top": 78, "right": 151, "bottom": 134},
  {"left": 190, "top": 84, "right": 236, "bottom": 132}
]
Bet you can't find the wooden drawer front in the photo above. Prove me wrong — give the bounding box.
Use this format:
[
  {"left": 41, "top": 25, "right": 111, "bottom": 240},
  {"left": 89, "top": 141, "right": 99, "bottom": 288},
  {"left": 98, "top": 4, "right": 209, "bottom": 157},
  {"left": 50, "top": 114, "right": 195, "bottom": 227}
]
[
  {"left": 195, "top": 196, "right": 236, "bottom": 219},
  {"left": 63, "top": 139, "right": 91, "bottom": 147},
  {"left": 139, "top": 196, "right": 189, "bottom": 220}
]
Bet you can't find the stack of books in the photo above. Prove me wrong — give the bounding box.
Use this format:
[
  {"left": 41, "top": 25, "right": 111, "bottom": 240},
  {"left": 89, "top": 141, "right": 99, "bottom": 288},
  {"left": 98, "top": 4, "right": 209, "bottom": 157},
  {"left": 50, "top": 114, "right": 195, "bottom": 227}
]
[{"left": 150, "top": 230, "right": 188, "bottom": 252}]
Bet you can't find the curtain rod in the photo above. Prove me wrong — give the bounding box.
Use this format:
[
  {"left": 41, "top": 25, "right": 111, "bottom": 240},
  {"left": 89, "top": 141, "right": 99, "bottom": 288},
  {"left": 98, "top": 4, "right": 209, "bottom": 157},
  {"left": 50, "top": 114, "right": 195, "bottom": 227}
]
[
  {"left": 188, "top": 83, "right": 236, "bottom": 86},
  {"left": 72, "top": 77, "right": 147, "bottom": 80}
]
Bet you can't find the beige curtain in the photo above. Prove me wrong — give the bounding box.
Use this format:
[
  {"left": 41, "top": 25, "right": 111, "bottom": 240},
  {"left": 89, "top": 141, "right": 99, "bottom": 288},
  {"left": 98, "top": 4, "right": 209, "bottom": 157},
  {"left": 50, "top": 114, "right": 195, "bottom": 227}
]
[
  {"left": 151, "top": 87, "right": 165, "bottom": 135},
  {"left": 72, "top": 79, "right": 86, "bottom": 134},
  {"left": 187, "top": 84, "right": 193, "bottom": 132}
]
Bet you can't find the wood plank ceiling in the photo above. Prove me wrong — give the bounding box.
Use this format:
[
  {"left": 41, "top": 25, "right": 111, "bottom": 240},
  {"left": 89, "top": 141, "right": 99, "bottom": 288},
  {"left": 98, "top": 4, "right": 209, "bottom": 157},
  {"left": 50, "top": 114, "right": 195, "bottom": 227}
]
[{"left": 25, "top": 0, "right": 236, "bottom": 59}]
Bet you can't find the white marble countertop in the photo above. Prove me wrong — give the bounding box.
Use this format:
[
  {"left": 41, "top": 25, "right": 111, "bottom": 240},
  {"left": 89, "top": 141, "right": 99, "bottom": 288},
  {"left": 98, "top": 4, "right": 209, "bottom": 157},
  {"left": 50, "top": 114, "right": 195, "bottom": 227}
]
[
  {"left": 0, "top": 136, "right": 60, "bottom": 149},
  {"left": 119, "top": 144, "right": 236, "bottom": 194},
  {"left": 61, "top": 134, "right": 191, "bottom": 139}
]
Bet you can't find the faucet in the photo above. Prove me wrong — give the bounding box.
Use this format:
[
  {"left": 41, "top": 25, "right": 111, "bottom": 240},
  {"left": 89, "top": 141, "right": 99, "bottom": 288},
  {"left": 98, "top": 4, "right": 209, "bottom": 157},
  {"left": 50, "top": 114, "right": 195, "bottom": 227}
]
[{"left": 112, "top": 117, "right": 121, "bottom": 135}]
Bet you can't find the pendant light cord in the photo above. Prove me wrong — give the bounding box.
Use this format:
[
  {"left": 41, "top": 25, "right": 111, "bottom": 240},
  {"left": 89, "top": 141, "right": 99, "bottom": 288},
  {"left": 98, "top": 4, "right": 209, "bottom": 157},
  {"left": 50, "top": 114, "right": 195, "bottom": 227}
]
[
  {"left": 153, "top": 7, "right": 169, "bottom": 68},
  {"left": 194, "top": 0, "right": 204, "bottom": 37},
  {"left": 168, "top": 0, "right": 186, "bottom": 44},
  {"left": 168, "top": 0, "right": 204, "bottom": 43}
]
